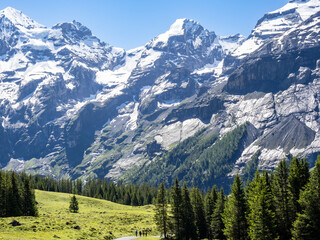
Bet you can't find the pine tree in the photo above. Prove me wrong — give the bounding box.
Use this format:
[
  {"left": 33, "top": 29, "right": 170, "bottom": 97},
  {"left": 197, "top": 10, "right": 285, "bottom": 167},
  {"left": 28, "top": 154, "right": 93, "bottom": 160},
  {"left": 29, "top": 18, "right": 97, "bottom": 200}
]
[
  {"left": 292, "top": 156, "right": 320, "bottom": 239},
  {"left": 191, "top": 187, "right": 207, "bottom": 239},
  {"left": 73, "top": 179, "right": 82, "bottom": 195},
  {"left": 22, "top": 176, "right": 38, "bottom": 216},
  {"left": 272, "top": 159, "right": 292, "bottom": 240},
  {"left": 210, "top": 185, "right": 219, "bottom": 239},
  {"left": 171, "top": 178, "right": 183, "bottom": 239},
  {"left": 69, "top": 194, "right": 79, "bottom": 213},
  {"left": 204, "top": 188, "right": 214, "bottom": 239},
  {"left": 211, "top": 188, "right": 225, "bottom": 240},
  {"left": 131, "top": 191, "right": 139, "bottom": 206},
  {"left": 154, "top": 183, "right": 168, "bottom": 238},
  {"left": 0, "top": 171, "right": 6, "bottom": 217},
  {"left": 288, "top": 156, "right": 309, "bottom": 215},
  {"left": 247, "top": 171, "right": 278, "bottom": 240},
  {"left": 181, "top": 183, "right": 198, "bottom": 240},
  {"left": 211, "top": 185, "right": 218, "bottom": 204},
  {"left": 8, "top": 172, "right": 22, "bottom": 216},
  {"left": 223, "top": 174, "right": 248, "bottom": 240},
  {"left": 124, "top": 191, "right": 131, "bottom": 205}
]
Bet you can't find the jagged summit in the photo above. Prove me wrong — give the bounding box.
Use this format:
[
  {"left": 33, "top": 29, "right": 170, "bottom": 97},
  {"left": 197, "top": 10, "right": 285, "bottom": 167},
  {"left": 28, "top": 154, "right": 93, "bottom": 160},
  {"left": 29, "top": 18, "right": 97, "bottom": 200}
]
[
  {"left": 0, "top": 7, "right": 44, "bottom": 29},
  {"left": 170, "top": 18, "right": 202, "bottom": 34},
  {"left": 52, "top": 20, "right": 96, "bottom": 43},
  {"left": 232, "top": 0, "right": 320, "bottom": 58},
  {"left": 148, "top": 18, "right": 215, "bottom": 49},
  {"left": 53, "top": 20, "right": 92, "bottom": 35}
]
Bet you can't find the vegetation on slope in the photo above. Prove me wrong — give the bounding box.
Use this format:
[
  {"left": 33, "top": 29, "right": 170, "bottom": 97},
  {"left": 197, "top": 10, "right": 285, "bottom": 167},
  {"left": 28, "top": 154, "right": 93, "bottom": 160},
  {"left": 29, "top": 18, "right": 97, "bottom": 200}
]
[
  {"left": 0, "top": 190, "right": 158, "bottom": 240},
  {"left": 128, "top": 123, "right": 249, "bottom": 189},
  {"left": 154, "top": 156, "right": 316, "bottom": 240},
  {"left": 0, "top": 171, "right": 38, "bottom": 217},
  {"left": 32, "top": 175, "right": 158, "bottom": 206}
]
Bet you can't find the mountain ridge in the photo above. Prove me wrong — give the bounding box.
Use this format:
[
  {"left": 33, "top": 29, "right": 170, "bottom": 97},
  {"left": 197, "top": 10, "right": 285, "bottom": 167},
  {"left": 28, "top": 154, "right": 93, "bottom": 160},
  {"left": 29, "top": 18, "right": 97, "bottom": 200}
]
[{"left": 1, "top": 1, "right": 320, "bottom": 189}]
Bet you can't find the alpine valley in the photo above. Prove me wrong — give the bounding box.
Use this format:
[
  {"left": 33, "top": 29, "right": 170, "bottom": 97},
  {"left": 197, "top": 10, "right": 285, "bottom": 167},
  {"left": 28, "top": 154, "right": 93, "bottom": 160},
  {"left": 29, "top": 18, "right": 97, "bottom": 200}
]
[{"left": 1, "top": 0, "right": 320, "bottom": 189}]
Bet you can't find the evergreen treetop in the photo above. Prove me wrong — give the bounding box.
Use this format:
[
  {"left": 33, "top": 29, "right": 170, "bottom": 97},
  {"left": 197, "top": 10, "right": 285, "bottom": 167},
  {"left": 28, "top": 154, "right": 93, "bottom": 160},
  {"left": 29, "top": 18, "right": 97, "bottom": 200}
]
[{"left": 69, "top": 194, "right": 79, "bottom": 213}]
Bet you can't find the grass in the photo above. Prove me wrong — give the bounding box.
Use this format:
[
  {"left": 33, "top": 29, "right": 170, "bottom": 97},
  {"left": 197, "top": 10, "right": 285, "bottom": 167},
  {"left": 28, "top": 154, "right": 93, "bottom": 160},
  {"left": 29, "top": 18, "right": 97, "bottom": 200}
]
[{"left": 0, "top": 190, "right": 158, "bottom": 240}]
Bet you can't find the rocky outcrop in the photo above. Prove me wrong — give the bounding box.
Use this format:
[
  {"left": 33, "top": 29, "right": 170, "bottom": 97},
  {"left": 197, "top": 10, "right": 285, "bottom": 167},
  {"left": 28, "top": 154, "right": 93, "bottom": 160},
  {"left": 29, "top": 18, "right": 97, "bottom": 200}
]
[
  {"left": 258, "top": 115, "right": 316, "bottom": 151},
  {"left": 165, "top": 96, "right": 224, "bottom": 123}
]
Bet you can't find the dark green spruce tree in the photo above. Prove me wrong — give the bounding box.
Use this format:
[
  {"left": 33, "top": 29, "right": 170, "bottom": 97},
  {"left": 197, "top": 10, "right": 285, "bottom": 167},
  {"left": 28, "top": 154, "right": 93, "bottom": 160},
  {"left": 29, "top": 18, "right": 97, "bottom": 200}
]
[
  {"left": 288, "top": 156, "right": 309, "bottom": 216},
  {"left": 22, "top": 176, "right": 38, "bottom": 216},
  {"left": 247, "top": 171, "right": 278, "bottom": 240},
  {"left": 69, "top": 194, "right": 79, "bottom": 213},
  {"left": 154, "top": 183, "right": 168, "bottom": 239},
  {"left": 272, "top": 159, "right": 292, "bottom": 240},
  {"left": 211, "top": 188, "right": 225, "bottom": 240},
  {"left": 222, "top": 174, "right": 248, "bottom": 240},
  {"left": 191, "top": 187, "right": 207, "bottom": 239},
  {"left": 181, "top": 183, "right": 198, "bottom": 240},
  {"left": 171, "top": 178, "right": 183, "bottom": 239},
  {"left": 8, "top": 172, "right": 22, "bottom": 216},
  {"left": 131, "top": 192, "right": 139, "bottom": 206},
  {"left": 0, "top": 171, "right": 7, "bottom": 217},
  {"left": 204, "top": 186, "right": 217, "bottom": 239},
  {"left": 292, "top": 156, "right": 320, "bottom": 239}
]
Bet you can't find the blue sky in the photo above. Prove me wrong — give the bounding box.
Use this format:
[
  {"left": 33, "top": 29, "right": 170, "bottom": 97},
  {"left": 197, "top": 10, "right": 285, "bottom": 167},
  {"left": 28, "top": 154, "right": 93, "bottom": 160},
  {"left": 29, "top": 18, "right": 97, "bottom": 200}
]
[{"left": 0, "top": 0, "right": 288, "bottom": 50}]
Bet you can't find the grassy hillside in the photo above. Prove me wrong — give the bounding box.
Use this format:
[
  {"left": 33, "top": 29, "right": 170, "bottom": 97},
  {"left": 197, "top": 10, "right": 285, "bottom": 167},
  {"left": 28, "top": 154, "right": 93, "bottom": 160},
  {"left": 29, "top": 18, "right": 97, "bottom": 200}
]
[{"left": 0, "top": 190, "right": 158, "bottom": 240}]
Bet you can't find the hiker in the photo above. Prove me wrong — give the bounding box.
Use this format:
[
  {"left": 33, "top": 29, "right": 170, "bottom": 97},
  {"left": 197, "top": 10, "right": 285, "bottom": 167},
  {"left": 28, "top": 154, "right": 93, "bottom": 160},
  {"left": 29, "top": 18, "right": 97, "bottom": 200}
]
[
  {"left": 139, "top": 231, "right": 142, "bottom": 237},
  {"left": 135, "top": 230, "right": 138, "bottom": 237}
]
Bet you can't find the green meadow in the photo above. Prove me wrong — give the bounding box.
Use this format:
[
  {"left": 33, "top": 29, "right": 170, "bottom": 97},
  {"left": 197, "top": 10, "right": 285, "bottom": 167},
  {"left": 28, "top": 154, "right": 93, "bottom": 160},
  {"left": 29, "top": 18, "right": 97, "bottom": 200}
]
[{"left": 0, "top": 190, "right": 159, "bottom": 240}]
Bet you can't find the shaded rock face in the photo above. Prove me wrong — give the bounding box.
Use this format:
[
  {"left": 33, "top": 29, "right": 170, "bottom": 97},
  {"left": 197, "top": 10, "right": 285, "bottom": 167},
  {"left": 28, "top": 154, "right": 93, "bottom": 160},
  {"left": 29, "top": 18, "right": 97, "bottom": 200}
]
[
  {"left": 165, "top": 96, "right": 224, "bottom": 123},
  {"left": 225, "top": 12, "right": 320, "bottom": 94},
  {"left": 65, "top": 94, "right": 132, "bottom": 167},
  {"left": 258, "top": 116, "right": 316, "bottom": 152},
  {"left": 146, "top": 140, "right": 162, "bottom": 157},
  {"left": 225, "top": 47, "right": 320, "bottom": 94},
  {"left": 0, "top": 124, "right": 10, "bottom": 167}
]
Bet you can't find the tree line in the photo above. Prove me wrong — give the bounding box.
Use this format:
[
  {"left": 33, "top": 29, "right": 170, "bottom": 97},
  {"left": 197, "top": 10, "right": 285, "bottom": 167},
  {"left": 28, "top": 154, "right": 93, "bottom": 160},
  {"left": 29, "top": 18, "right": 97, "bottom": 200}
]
[
  {"left": 0, "top": 170, "right": 158, "bottom": 218},
  {"left": 31, "top": 175, "right": 158, "bottom": 206},
  {"left": 0, "top": 171, "right": 38, "bottom": 217},
  {"left": 154, "top": 156, "right": 320, "bottom": 239}
]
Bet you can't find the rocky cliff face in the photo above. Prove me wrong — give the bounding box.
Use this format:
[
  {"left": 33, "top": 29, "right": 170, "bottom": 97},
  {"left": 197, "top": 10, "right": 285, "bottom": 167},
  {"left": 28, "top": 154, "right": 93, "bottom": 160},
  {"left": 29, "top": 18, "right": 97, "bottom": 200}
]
[
  {"left": 0, "top": 9, "right": 242, "bottom": 180},
  {"left": 2, "top": 1, "right": 320, "bottom": 188}
]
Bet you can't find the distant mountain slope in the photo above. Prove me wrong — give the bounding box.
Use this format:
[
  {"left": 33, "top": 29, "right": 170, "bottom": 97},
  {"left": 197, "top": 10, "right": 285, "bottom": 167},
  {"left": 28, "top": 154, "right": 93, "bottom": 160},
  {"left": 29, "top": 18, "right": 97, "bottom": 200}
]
[
  {"left": 2, "top": 1, "right": 320, "bottom": 189},
  {"left": 0, "top": 8, "right": 242, "bottom": 180},
  {"left": 126, "top": 123, "right": 259, "bottom": 189}
]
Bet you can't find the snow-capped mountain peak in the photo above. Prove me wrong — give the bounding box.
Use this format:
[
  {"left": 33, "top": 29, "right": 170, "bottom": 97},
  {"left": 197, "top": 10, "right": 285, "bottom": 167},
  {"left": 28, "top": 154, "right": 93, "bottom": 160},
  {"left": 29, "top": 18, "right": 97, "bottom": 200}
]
[
  {"left": 232, "top": 0, "right": 320, "bottom": 58},
  {"left": 52, "top": 20, "right": 99, "bottom": 45},
  {"left": 53, "top": 20, "right": 92, "bottom": 37},
  {"left": 148, "top": 18, "right": 212, "bottom": 49},
  {"left": 0, "top": 7, "right": 44, "bottom": 29},
  {"left": 172, "top": 18, "right": 202, "bottom": 34},
  {"left": 271, "top": 0, "right": 320, "bottom": 21}
]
